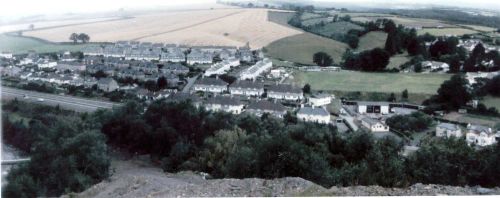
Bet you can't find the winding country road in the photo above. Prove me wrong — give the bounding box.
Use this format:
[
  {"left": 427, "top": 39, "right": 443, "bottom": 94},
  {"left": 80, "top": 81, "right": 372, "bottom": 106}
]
[{"left": 1, "top": 86, "right": 121, "bottom": 112}]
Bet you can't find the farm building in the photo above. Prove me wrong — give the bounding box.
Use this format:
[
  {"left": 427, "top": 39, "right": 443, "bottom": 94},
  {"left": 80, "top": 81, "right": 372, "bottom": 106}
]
[{"left": 357, "top": 101, "right": 390, "bottom": 114}]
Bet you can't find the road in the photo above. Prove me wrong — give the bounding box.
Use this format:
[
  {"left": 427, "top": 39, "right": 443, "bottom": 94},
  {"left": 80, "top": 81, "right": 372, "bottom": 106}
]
[
  {"left": 1, "top": 86, "right": 121, "bottom": 112},
  {"left": 182, "top": 74, "right": 200, "bottom": 93}
]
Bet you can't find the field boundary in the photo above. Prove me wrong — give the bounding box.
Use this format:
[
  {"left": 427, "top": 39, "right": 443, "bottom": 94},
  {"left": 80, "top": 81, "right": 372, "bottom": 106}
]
[{"left": 11, "top": 17, "right": 134, "bottom": 35}]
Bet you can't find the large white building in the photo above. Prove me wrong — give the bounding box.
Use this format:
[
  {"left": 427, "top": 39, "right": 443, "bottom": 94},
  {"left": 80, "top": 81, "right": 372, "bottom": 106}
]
[
  {"left": 204, "top": 58, "right": 240, "bottom": 77},
  {"left": 436, "top": 122, "right": 462, "bottom": 138},
  {"left": 466, "top": 124, "right": 497, "bottom": 147},
  {"left": 229, "top": 80, "right": 264, "bottom": 97},
  {"left": 297, "top": 106, "right": 331, "bottom": 124},
  {"left": 239, "top": 58, "right": 272, "bottom": 80},
  {"left": 357, "top": 101, "right": 390, "bottom": 114},
  {"left": 361, "top": 117, "right": 389, "bottom": 132}
]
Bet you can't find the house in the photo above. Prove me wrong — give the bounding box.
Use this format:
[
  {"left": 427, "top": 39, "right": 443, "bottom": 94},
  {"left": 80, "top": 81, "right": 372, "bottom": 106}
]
[
  {"left": 60, "top": 51, "right": 77, "bottom": 62},
  {"left": 161, "top": 63, "right": 189, "bottom": 75},
  {"left": 297, "top": 106, "right": 331, "bottom": 124},
  {"left": 82, "top": 46, "right": 104, "bottom": 56},
  {"left": 97, "top": 78, "right": 119, "bottom": 92},
  {"left": 465, "top": 71, "right": 500, "bottom": 84},
  {"left": 192, "top": 77, "right": 228, "bottom": 94},
  {"left": 204, "top": 59, "right": 238, "bottom": 77},
  {"left": 436, "top": 122, "right": 462, "bottom": 138},
  {"left": 246, "top": 100, "right": 287, "bottom": 118},
  {"left": 239, "top": 58, "right": 272, "bottom": 80},
  {"left": 160, "top": 49, "right": 185, "bottom": 63},
  {"left": 56, "top": 61, "right": 86, "bottom": 72},
  {"left": 267, "top": 84, "right": 303, "bottom": 101},
  {"left": 83, "top": 56, "right": 103, "bottom": 65},
  {"left": 308, "top": 93, "right": 333, "bottom": 107},
  {"left": 165, "top": 92, "right": 201, "bottom": 107},
  {"left": 134, "top": 61, "right": 158, "bottom": 74},
  {"left": 0, "top": 51, "right": 13, "bottom": 59},
  {"left": 37, "top": 59, "right": 58, "bottom": 69},
  {"left": 357, "top": 101, "right": 390, "bottom": 114},
  {"left": 187, "top": 50, "right": 213, "bottom": 65},
  {"left": 361, "top": 117, "right": 389, "bottom": 132},
  {"left": 269, "top": 68, "right": 286, "bottom": 78},
  {"left": 421, "top": 61, "right": 449, "bottom": 72},
  {"left": 229, "top": 80, "right": 264, "bottom": 97},
  {"left": 466, "top": 124, "right": 497, "bottom": 147},
  {"left": 1, "top": 66, "right": 22, "bottom": 77},
  {"left": 238, "top": 43, "right": 253, "bottom": 62},
  {"left": 87, "top": 64, "right": 115, "bottom": 76},
  {"left": 204, "top": 96, "right": 244, "bottom": 114},
  {"left": 117, "top": 68, "right": 145, "bottom": 80}
]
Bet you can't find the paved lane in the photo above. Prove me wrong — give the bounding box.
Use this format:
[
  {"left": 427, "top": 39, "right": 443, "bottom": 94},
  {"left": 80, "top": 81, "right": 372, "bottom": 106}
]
[{"left": 1, "top": 86, "right": 121, "bottom": 112}]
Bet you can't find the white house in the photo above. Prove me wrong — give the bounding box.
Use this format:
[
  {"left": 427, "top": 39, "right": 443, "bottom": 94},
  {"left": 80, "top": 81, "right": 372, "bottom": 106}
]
[
  {"left": 245, "top": 100, "right": 287, "bottom": 118},
  {"left": 187, "top": 50, "right": 213, "bottom": 65},
  {"left": 421, "top": 61, "right": 450, "bottom": 72},
  {"left": 204, "top": 96, "right": 244, "bottom": 114},
  {"left": 204, "top": 58, "right": 240, "bottom": 77},
  {"left": 37, "top": 60, "right": 58, "bottom": 69},
  {"left": 361, "top": 117, "right": 390, "bottom": 132},
  {"left": 466, "top": 124, "right": 497, "bottom": 147},
  {"left": 465, "top": 71, "right": 499, "bottom": 85},
  {"left": 0, "top": 51, "right": 13, "bottom": 59},
  {"left": 192, "top": 77, "right": 228, "bottom": 94},
  {"left": 97, "top": 78, "right": 119, "bottom": 92},
  {"left": 436, "top": 122, "right": 462, "bottom": 138},
  {"left": 297, "top": 106, "right": 330, "bottom": 124},
  {"left": 239, "top": 58, "right": 272, "bottom": 80},
  {"left": 308, "top": 93, "right": 333, "bottom": 107},
  {"left": 357, "top": 101, "right": 390, "bottom": 114},
  {"left": 229, "top": 80, "right": 264, "bottom": 97},
  {"left": 267, "top": 84, "right": 303, "bottom": 101}
]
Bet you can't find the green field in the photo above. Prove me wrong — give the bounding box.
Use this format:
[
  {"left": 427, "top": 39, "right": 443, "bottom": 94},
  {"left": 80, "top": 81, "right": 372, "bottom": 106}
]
[
  {"left": 265, "top": 33, "right": 348, "bottom": 65},
  {"left": 309, "top": 21, "right": 363, "bottom": 37},
  {"left": 387, "top": 53, "right": 411, "bottom": 69},
  {"left": 357, "top": 31, "right": 387, "bottom": 51},
  {"left": 0, "top": 34, "right": 97, "bottom": 54},
  {"left": 459, "top": 24, "right": 497, "bottom": 32},
  {"left": 417, "top": 28, "right": 478, "bottom": 36},
  {"left": 482, "top": 96, "right": 500, "bottom": 110},
  {"left": 289, "top": 71, "right": 451, "bottom": 94}
]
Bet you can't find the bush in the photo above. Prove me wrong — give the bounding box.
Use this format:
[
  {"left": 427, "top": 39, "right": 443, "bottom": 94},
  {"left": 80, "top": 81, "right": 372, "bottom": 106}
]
[{"left": 386, "top": 112, "right": 433, "bottom": 132}]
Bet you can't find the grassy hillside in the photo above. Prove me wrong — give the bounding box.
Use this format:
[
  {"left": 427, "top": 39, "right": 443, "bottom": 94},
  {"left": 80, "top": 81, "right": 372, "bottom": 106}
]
[
  {"left": 289, "top": 70, "right": 451, "bottom": 94},
  {"left": 482, "top": 96, "right": 500, "bottom": 110},
  {"left": 0, "top": 34, "right": 97, "bottom": 54},
  {"left": 309, "top": 21, "right": 363, "bottom": 37},
  {"left": 265, "top": 33, "right": 348, "bottom": 65},
  {"left": 357, "top": 31, "right": 387, "bottom": 51},
  {"left": 417, "top": 28, "right": 478, "bottom": 36},
  {"left": 387, "top": 53, "right": 411, "bottom": 69}
]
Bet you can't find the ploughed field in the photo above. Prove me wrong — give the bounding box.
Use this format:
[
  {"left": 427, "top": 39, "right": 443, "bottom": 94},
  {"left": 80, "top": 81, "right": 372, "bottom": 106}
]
[
  {"left": 289, "top": 71, "right": 451, "bottom": 94},
  {"left": 21, "top": 8, "right": 302, "bottom": 49}
]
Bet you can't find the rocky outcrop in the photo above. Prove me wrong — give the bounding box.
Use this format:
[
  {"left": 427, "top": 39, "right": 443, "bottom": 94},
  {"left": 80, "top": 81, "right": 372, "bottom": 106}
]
[{"left": 62, "top": 159, "right": 500, "bottom": 197}]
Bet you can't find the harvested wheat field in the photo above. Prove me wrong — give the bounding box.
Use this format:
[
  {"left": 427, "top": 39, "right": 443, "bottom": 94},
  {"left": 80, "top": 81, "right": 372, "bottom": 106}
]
[{"left": 23, "top": 8, "right": 302, "bottom": 49}]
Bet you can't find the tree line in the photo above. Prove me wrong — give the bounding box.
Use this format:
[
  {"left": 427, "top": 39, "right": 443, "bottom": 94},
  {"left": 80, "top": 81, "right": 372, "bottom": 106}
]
[{"left": 69, "top": 33, "right": 90, "bottom": 43}]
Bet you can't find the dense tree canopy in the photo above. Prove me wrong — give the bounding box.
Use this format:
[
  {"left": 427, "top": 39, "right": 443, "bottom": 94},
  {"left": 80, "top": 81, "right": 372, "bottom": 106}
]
[{"left": 313, "top": 52, "right": 333, "bottom": 66}]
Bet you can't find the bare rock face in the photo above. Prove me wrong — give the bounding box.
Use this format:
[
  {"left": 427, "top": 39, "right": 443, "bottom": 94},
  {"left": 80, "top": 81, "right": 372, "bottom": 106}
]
[{"left": 62, "top": 159, "right": 500, "bottom": 197}]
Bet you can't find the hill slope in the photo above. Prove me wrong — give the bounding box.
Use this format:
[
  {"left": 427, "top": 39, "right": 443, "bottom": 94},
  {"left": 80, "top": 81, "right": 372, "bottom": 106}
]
[{"left": 63, "top": 159, "right": 500, "bottom": 197}]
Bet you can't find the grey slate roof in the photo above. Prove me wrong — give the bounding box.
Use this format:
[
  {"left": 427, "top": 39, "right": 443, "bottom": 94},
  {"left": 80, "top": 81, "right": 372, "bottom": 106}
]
[
  {"left": 297, "top": 107, "right": 330, "bottom": 116},
  {"left": 205, "top": 96, "right": 242, "bottom": 106},
  {"left": 247, "top": 100, "right": 286, "bottom": 112},
  {"left": 437, "top": 123, "right": 460, "bottom": 131},
  {"left": 267, "top": 84, "right": 302, "bottom": 94},
  {"left": 230, "top": 80, "right": 264, "bottom": 90},
  {"left": 194, "top": 77, "right": 228, "bottom": 86},
  {"left": 468, "top": 124, "right": 492, "bottom": 134}
]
